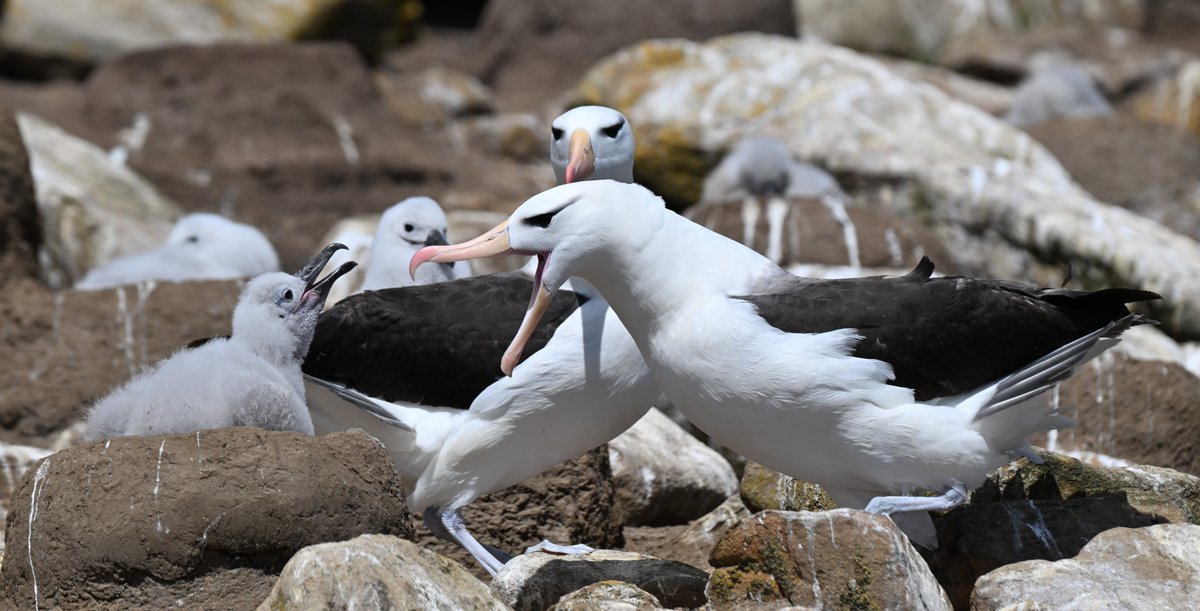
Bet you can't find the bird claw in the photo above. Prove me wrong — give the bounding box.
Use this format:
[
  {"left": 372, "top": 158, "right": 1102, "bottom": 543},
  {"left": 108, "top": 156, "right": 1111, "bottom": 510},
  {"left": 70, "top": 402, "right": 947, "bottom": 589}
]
[{"left": 524, "top": 540, "right": 596, "bottom": 556}]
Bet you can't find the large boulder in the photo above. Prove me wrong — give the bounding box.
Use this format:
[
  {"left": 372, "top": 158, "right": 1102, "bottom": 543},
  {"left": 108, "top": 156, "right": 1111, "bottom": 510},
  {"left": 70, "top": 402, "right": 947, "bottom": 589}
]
[
  {"left": 0, "top": 0, "right": 421, "bottom": 65},
  {"left": 607, "top": 408, "right": 739, "bottom": 526},
  {"left": 259, "top": 534, "right": 506, "bottom": 611},
  {"left": 1124, "top": 58, "right": 1200, "bottom": 138},
  {"left": 707, "top": 509, "right": 951, "bottom": 610},
  {"left": 17, "top": 112, "right": 182, "bottom": 289},
  {"left": 0, "top": 428, "right": 413, "bottom": 610},
  {"left": 0, "top": 279, "right": 242, "bottom": 440},
  {"left": 740, "top": 461, "right": 836, "bottom": 513},
  {"left": 971, "top": 523, "right": 1200, "bottom": 609},
  {"left": 415, "top": 446, "right": 626, "bottom": 578},
  {"left": 0, "top": 104, "right": 40, "bottom": 284},
  {"left": 575, "top": 34, "right": 1200, "bottom": 339}
]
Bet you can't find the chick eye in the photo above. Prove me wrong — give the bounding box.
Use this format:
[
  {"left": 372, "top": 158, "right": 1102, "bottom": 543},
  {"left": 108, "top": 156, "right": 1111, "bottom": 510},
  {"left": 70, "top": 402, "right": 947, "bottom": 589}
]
[
  {"left": 283, "top": 289, "right": 294, "bottom": 301},
  {"left": 600, "top": 120, "right": 624, "bottom": 139},
  {"left": 185, "top": 235, "right": 199, "bottom": 244},
  {"left": 551, "top": 127, "right": 564, "bottom": 140},
  {"left": 404, "top": 223, "right": 414, "bottom": 232}
]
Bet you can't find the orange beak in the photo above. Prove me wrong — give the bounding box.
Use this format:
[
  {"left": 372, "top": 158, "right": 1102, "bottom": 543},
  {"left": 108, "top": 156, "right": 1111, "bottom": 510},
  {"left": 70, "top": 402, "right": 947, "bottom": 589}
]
[
  {"left": 409, "top": 219, "right": 552, "bottom": 377},
  {"left": 564, "top": 129, "right": 594, "bottom": 183}
]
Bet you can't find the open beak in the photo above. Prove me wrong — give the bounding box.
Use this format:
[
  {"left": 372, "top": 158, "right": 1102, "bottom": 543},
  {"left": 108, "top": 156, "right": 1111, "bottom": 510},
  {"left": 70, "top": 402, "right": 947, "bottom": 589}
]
[
  {"left": 294, "top": 243, "right": 357, "bottom": 311},
  {"left": 564, "top": 129, "right": 594, "bottom": 183},
  {"left": 409, "top": 219, "right": 551, "bottom": 376}
]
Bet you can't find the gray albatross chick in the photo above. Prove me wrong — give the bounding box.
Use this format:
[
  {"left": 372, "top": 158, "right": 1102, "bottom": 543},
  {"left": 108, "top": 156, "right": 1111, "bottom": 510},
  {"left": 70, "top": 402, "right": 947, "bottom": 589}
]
[{"left": 84, "top": 244, "right": 357, "bottom": 440}]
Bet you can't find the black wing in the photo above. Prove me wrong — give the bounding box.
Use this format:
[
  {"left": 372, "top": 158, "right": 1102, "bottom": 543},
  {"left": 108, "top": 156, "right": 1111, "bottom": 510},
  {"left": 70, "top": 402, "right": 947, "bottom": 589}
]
[
  {"left": 303, "top": 272, "right": 586, "bottom": 408},
  {"left": 738, "top": 258, "right": 1160, "bottom": 401}
]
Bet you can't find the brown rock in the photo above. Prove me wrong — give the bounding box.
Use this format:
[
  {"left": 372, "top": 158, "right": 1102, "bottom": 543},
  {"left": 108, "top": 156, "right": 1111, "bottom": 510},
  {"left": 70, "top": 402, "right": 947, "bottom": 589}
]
[
  {"left": 740, "top": 461, "right": 836, "bottom": 514},
  {"left": 1037, "top": 351, "right": 1200, "bottom": 476},
  {"left": 0, "top": 428, "right": 413, "bottom": 610},
  {"left": 0, "top": 280, "right": 243, "bottom": 442},
  {"left": 708, "top": 509, "right": 951, "bottom": 610},
  {"left": 684, "top": 196, "right": 955, "bottom": 272},
  {"left": 415, "top": 446, "right": 625, "bottom": 578},
  {"left": 0, "top": 103, "right": 40, "bottom": 283}
]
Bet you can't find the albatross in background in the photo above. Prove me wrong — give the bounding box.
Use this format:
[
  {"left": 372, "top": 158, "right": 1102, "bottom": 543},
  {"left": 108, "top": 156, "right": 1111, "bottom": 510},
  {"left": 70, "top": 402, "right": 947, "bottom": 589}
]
[
  {"left": 85, "top": 244, "right": 355, "bottom": 440},
  {"left": 359, "top": 196, "right": 471, "bottom": 291},
  {"left": 303, "top": 105, "right": 658, "bottom": 575},
  {"left": 75, "top": 213, "right": 280, "bottom": 290},
  {"left": 411, "top": 179, "right": 1160, "bottom": 547}
]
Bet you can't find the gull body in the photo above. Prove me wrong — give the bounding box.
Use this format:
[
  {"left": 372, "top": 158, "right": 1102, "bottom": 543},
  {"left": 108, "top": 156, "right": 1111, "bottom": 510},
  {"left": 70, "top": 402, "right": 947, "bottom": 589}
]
[
  {"left": 85, "top": 245, "right": 356, "bottom": 440},
  {"left": 414, "top": 180, "right": 1159, "bottom": 546},
  {"left": 75, "top": 213, "right": 280, "bottom": 290},
  {"left": 304, "top": 106, "right": 654, "bottom": 574}
]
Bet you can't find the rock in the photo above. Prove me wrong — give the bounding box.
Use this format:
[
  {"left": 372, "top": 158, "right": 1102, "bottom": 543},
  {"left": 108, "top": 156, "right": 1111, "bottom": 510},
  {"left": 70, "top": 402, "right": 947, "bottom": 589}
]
[
  {"left": 576, "top": 34, "right": 1200, "bottom": 339},
  {"left": 551, "top": 580, "right": 663, "bottom": 611},
  {"left": 1125, "top": 58, "right": 1200, "bottom": 138},
  {"left": 1004, "top": 63, "right": 1113, "bottom": 127},
  {"left": 925, "top": 449, "right": 1200, "bottom": 608},
  {"left": 794, "top": 0, "right": 1146, "bottom": 63},
  {"left": 416, "top": 446, "right": 626, "bottom": 579},
  {"left": 492, "top": 549, "right": 708, "bottom": 611},
  {"left": 456, "top": 113, "right": 545, "bottom": 162},
  {"left": 685, "top": 195, "right": 953, "bottom": 271},
  {"left": 740, "top": 461, "right": 836, "bottom": 513},
  {"left": 259, "top": 534, "right": 506, "bottom": 611},
  {"left": 0, "top": 0, "right": 420, "bottom": 64},
  {"left": 17, "top": 112, "right": 183, "bottom": 289},
  {"left": 0, "top": 442, "right": 53, "bottom": 563},
  {"left": 880, "top": 57, "right": 1015, "bottom": 116},
  {"left": 0, "top": 279, "right": 243, "bottom": 440},
  {"left": 0, "top": 428, "right": 413, "bottom": 610},
  {"left": 607, "top": 408, "right": 739, "bottom": 526},
  {"left": 623, "top": 494, "right": 752, "bottom": 572},
  {"left": 0, "top": 104, "right": 40, "bottom": 284},
  {"left": 707, "top": 509, "right": 951, "bottom": 610},
  {"left": 1035, "top": 351, "right": 1200, "bottom": 476},
  {"left": 375, "top": 66, "right": 495, "bottom": 125},
  {"left": 971, "top": 523, "right": 1200, "bottom": 609},
  {"left": 80, "top": 42, "right": 454, "bottom": 271}
]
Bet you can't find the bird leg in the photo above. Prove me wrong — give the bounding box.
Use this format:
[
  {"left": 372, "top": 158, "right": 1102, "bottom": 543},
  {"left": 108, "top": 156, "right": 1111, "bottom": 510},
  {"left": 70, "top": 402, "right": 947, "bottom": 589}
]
[
  {"left": 424, "top": 506, "right": 510, "bottom": 576},
  {"left": 863, "top": 481, "right": 968, "bottom": 515}
]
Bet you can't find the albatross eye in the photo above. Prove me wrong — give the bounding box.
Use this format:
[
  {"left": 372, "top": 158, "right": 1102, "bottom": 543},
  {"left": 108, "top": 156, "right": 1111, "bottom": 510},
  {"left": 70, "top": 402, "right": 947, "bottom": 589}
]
[
  {"left": 524, "top": 210, "right": 557, "bottom": 229},
  {"left": 551, "top": 127, "right": 564, "bottom": 141},
  {"left": 600, "top": 120, "right": 624, "bottom": 139}
]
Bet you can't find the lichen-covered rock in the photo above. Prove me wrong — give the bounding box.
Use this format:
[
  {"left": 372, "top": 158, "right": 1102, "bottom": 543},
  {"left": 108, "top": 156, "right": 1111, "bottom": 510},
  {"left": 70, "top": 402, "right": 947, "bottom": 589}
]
[
  {"left": 0, "top": 104, "right": 40, "bottom": 284},
  {"left": 0, "top": 428, "right": 413, "bottom": 610},
  {"left": 740, "top": 461, "right": 836, "bottom": 513},
  {"left": 17, "top": 112, "right": 182, "bottom": 289},
  {"left": 551, "top": 580, "right": 663, "bottom": 611},
  {"left": 608, "top": 408, "right": 739, "bottom": 526},
  {"left": 375, "top": 66, "right": 495, "bottom": 125},
  {"left": 258, "top": 534, "right": 506, "bottom": 611},
  {"left": 492, "top": 550, "right": 707, "bottom": 611},
  {"left": 707, "top": 509, "right": 951, "bottom": 610},
  {"left": 457, "top": 113, "right": 544, "bottom": 162},
  {"left": 1126, "top": 59, "right": 1200, "bottom": 138},
  {"left": 0, "top": 0, "right": 421, "bottom": 64},
  {"left": 971, "top": 524, "right": 1200, "bottom": 610},
  {"left": 576, "top": 34, "right": 1200, "bottom": 339},
  {"left": 794, "top": 0, "right": 1146, "bottom": 62}
]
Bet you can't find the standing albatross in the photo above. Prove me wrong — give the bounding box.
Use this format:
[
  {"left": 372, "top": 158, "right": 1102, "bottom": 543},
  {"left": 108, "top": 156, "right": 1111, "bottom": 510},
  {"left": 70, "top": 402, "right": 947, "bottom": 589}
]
[
  {"left": 411, "top": 179, "right": 1160, "bottom": 546},
  {"left": 303, "top": 105, "right": 658, "bottom": 574}
]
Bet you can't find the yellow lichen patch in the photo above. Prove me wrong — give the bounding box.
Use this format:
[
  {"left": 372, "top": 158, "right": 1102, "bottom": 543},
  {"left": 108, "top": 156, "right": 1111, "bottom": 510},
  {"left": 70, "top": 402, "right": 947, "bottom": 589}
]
[
  {"left": 707, "top": 566, "right": 784, "bottom": 605},
  {"left": 632, "top": 125, "right": 715, "bottom": 211}
]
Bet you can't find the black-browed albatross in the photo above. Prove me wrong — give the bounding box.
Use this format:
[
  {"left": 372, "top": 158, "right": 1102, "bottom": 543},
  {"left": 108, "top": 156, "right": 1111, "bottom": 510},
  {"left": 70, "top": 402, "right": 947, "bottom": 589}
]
[
  {"left": 411, "top": 179, "right": 1160, "bottom": 546},
  {"left": 302, "top": 105, "right": 657, "bottom": 575}
]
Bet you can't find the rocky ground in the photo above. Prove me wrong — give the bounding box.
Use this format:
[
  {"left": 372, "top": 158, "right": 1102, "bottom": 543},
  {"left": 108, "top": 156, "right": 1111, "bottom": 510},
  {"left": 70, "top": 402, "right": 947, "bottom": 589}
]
[{"left": 1, "top": 0, "right": 1200, "bottom": 609}]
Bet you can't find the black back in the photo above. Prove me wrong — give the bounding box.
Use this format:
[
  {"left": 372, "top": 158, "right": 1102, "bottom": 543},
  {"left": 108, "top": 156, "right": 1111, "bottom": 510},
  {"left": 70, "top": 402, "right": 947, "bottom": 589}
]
[
  {"left": 303, "top": 272, "right": 586, "bottom": 409},
  {"left": 738, "top": 258, "right": 1160, "bottom": 401}
]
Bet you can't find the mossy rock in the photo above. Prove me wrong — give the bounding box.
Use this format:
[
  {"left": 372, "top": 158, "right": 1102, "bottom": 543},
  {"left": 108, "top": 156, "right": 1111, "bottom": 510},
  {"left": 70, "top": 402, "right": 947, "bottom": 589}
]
[{"left": 740, "top": 461, "right": 837, "bottom": 513}]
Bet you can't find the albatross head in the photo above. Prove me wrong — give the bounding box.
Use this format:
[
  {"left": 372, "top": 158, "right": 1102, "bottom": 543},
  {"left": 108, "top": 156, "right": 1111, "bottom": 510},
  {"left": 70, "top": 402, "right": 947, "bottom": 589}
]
[
  {"left": 410, "top": 180, "right": 663, "bottom": 375},
  {"left": 233, "top": 243, "right": 357, "bottom": 363},
  {"left": 550, "top": 105, "right": 634, "bottom": 184}
]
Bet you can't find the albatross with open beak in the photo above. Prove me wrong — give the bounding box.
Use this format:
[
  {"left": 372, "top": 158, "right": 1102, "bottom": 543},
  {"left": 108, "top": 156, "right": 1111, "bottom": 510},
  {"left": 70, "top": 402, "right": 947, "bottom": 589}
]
[{"left": 411, "top": 179, "right": 1160, "bottom": 546}]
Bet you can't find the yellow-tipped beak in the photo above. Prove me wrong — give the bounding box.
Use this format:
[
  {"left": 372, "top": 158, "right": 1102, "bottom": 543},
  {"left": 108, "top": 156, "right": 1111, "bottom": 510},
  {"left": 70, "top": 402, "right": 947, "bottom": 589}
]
[
  {"left": 409, "top": 219, "right": 511, "bottom": 279},
  {"left": 564, "top": 129, "right": 594, "bottom": 183},
  {"left": 501, "top": 282, "right": 552, "bottom": 376}
]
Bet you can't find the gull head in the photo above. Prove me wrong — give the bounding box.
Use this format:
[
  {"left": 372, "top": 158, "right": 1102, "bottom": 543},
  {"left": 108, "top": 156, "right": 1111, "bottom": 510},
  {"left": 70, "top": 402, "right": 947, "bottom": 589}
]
[
  {"left": 550, "top": 105, "right": 634, "bottom": 184},
  {"left": 410, "top": 180, "right": 663, "bottom": 375}
]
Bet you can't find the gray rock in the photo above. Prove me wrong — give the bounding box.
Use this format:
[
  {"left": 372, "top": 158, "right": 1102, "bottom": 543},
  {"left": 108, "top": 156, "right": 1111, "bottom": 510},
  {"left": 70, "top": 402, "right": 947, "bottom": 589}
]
[
  {"left": 492, "top": 550, "right": 707, "bottom": 611},
  {"left": 971, "top": 523, "right": 1200, "bottom": 610},
  {"left": 455, "top": 113, "right": 544, "bottom": 162},
  {"left": 707, "top": 509, "right": 952, "bottom": 610},
  {"left": 576, "top": 34, "right": 1200, "bottom": 339},
  {"left": 551, "top": 580, "right": 662, "bottom": 611},
  {"left": 608, "top": 408, "right": 738, "bottom": 525},
  {"left": 258, "top": 534, "right": 507, "bottom": 611},
  {"left": 0, "top": 428, "right": 413, "bottom": 610},
  {"left": 375, "top": 66, "right": 495, "bottom": 125},
  {"left": 17, "top": 112, "right": 182, "bottom": 289}
]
